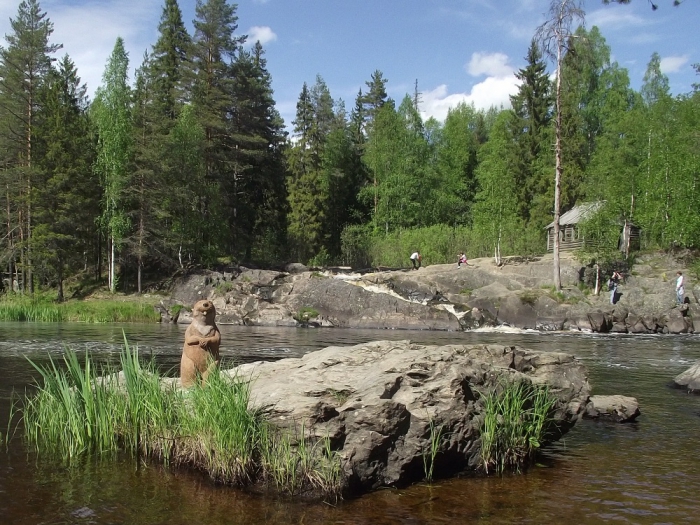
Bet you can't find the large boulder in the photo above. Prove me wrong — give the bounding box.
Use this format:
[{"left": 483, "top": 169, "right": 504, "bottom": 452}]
[{"left": 231, "top": 340, "right": 591, "bottom": 494}]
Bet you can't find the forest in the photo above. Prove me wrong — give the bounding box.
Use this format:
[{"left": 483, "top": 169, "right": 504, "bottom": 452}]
[{"left": 0, "top": 0, "right": 698, "bottom": 298}]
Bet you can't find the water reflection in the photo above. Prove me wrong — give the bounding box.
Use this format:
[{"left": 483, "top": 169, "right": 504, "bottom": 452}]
[{"left": 1, "top": 323, "right": 700, "bottom": 524}]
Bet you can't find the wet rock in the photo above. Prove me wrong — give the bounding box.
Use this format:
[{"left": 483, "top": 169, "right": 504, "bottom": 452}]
[
  {"left": 673, "top": 361, "right": 700, "bottom": 393},
  {"left": 666, "top": 309, "right": 690, "bottom": 334},
  {"left": 584, "top": 395, "right": 640, "bottom": 423},
  {"left": 587, "top": 311, "right": 611, "bottom": 333}
]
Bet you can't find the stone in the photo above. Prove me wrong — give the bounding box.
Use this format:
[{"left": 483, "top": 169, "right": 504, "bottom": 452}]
[
  {"left": 673, "top": 361, "right": 700, "bottom": 393},
  {"left": 584, "top": 395, "right": 641, "bottom": 423},
  {"left": 229, "top": 340, "right": 591, "bottom": 494},
  {"left": 666, "top": 309, "right": 689, "bottom": 334},
  {"left": 180, "top": 300, "right": 221, "bottom": 388}
]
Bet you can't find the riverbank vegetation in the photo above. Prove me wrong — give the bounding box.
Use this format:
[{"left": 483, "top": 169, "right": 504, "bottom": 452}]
[
  {"left": 0, "top": 294, "right": 160, "bottom": 323},
  {"left": 17, "top": 343, "right": 343, "bottom": 499},
  {"left": 1, "top": 1, "right": 698, "bottom": 298}
]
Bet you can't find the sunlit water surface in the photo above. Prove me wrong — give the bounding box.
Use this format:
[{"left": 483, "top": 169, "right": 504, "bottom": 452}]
[{"left": 1, "top": 322, "right": 699, "bottom": 524}]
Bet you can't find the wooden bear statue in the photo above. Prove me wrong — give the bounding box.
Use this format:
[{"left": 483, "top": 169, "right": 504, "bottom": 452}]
[{"left": 180, "top": 299, "right": 221, "bottom": 387}]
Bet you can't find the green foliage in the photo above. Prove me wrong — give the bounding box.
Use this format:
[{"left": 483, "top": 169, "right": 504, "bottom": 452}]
[
  {"left": 294, "top": 307, "right": 320, "bottom": 323},
  {"left": 479, "top": 379, "right": 556, "bottom": 474},
  {"left": 308, "top": 246, "right": 331, "bottom": 267}
]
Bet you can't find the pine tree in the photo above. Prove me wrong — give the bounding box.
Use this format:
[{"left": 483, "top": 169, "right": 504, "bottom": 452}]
[{"left": 0, "top": 0, "right": 62, "bottom": 293}]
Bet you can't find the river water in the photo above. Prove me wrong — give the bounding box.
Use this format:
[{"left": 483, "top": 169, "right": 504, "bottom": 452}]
[{"left": 1, "top": 322, "right": 699, "bottom": 524}]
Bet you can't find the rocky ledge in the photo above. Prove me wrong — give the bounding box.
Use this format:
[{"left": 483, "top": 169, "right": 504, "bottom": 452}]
[
  {"left": 158, "top": 252, "right": 699, "bottom": 334},
  {"left": 225, "top": 340, "right": 592, "bottom": 493}
]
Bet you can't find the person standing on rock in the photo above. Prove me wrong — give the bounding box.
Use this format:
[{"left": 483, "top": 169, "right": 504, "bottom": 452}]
[
  {"left": 410, "top": 251, "right": 421, "bottom": 270},
  {"left": 676, "top": 271, "right": 685, "bottom": 305},
  {"left": 608, "top": 271, "right": 622, "bottom": 305}
]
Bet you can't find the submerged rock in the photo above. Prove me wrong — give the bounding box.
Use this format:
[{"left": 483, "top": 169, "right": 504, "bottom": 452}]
[
  {"left": 228, "top": 340, "right": 591, "bottom": 495},
  {"left": 584, "top": 395, "right": 641, "bottom": 423}
]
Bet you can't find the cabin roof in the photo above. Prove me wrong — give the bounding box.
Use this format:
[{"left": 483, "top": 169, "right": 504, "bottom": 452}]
[{"left": 545, "top": 202, "right": 603, "bottom": 229}]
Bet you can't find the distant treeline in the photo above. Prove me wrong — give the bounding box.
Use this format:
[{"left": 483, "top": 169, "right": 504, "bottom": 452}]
[{"left": 1, "top": 1, "right": 698, "bottom": 297}]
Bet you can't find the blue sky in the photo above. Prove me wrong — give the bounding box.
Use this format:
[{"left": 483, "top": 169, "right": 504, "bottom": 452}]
[{"left": 1, "top": 0, "right": 698, "bottom": 129}]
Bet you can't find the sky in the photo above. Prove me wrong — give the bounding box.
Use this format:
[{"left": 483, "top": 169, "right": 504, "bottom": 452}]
[{"left": 1, "top": 0, "right": 698, "bottom": 130}]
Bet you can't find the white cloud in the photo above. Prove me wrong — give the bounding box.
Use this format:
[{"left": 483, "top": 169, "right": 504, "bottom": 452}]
[
  {"left": 413, "top": 51, "right": 521, "bottom": 122},
  {"left": 1, "top": 1, "right": 161, "bottom": 98},
  {"left": 247, "top": 26, "right": 277, "bottom": 46},
  {"left": 467, "top": 52, "right": 513, "bottom": 78},
  {"left": 253, "top": 0, "right": 271, "bottom": 4},
  {"left": 420, "top": 75, "right": 520, "bottom": 122},
  {"left": 660, "top": 55, "right": 689, "bottom": 74}
]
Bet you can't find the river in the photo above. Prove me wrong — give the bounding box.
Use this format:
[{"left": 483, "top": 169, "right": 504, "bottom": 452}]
[{"left": 1, "top": 322, "right": 699, "bottom": 524}]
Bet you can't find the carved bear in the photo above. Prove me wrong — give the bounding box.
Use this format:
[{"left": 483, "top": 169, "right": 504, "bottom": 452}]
[{"left": 180, "top": 299, "right": 221, "bottom": 387}]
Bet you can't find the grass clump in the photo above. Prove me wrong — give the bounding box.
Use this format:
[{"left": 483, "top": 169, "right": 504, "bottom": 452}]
[
  {"left": 214, "top": 281, "right": 234, "bottom": 294},
  {"left": 519, "top": 290, "right": 539, "bottom": 306},
  {"left": 0, "top": 294, "right": 160, "bottom": 323},
  {"left": 479, "top": 378, "right": 556, "bottom": 474},
  {"left": 18, "top": 340, "right": 343, "bottom": 500}
]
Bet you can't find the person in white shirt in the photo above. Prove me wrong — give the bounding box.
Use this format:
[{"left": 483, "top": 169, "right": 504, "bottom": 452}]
[
  {"left": 676, "top": 271, "right": 685, "bottom": 305},
  {"left": 410, "top": 251, "right": 421, "bottom": 270}
]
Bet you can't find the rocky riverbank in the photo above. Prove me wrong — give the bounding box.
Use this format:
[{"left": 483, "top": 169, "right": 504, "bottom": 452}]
[{"left": 157, "top": 252, "right": 699, "bottom": 334}]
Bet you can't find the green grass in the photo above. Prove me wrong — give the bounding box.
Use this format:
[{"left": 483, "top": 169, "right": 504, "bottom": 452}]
[
  {"left": 479, "top": 378, "right": 556, "bottom": 474},
  {"left": 17, "top": 340, "right": 343, "bottom": 500},
  {"left": 422, "top": 417, "right": 444, "bottom": 483},
  {"left": 0, "top": 295, "right": 160, "bottom": 323},
  {"left": 294, "top": 307, "right": 320, "bottom": 323}
]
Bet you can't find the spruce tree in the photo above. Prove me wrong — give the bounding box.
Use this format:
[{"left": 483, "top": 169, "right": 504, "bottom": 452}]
[
  {"left": 286, "top": 82, "right": 324, "bottom": 262},
  {"left": 228, "top": 42, "right": 287, "bottom": 261},
  {"left": 189, "top": 0, "right": 245, "bottom": 255},
  {"left": 33, "top": 55, "right": 96, "bottom": 300},
  {"left": 508, "top": 40, "right": 553, "bottom": 226}
]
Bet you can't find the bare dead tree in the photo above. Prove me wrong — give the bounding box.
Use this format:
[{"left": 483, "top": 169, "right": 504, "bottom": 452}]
[{"left": 535, "top": 0, "right": 585, "bottom": 291}]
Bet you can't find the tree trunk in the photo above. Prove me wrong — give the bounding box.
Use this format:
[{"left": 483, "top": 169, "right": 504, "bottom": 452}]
[{"left": 553, "top": 34, "right": 563, "bottom": 291}]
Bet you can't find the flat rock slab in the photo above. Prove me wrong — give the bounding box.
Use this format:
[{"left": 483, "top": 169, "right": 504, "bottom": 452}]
[
  {"left": 584, "top": 395, "right": 641, "bottom": 423},
  {"left": 227, "top": 339, "right": 591, "bottom": 494}
]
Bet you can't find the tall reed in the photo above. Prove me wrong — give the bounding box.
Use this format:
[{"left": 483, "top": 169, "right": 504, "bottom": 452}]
[
  {"left": 19, "top": 343, "right": 343, "bottom": 500},
  {"left": 0, "top": 295, "right": 160, "bottom": 323},
  {"left": 479, "top": 379, "right": 556, "bottom": 474}
]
